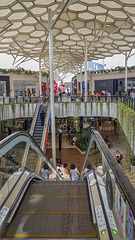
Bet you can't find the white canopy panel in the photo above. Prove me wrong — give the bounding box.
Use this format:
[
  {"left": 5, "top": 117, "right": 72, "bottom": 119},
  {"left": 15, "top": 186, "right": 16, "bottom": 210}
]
[{"left": 0, "top": 0, "right": 135, "bottom": 73}]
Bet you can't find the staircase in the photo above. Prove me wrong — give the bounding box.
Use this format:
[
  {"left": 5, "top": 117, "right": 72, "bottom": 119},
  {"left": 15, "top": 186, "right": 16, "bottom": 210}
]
[{"left": 32, "top": 105, "right": 47, "bottom": 147}]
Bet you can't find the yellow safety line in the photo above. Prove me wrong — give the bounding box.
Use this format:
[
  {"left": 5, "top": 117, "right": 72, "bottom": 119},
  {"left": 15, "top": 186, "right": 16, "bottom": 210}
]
[
  {"left": 26, "top": 194, "right": 87, "bottom": 198},
  {"left": 6, "top": 233, "right": 97, "bottom": 238},
  {"left": 19, "top": 211, "right": 90, "bottom": 214}
]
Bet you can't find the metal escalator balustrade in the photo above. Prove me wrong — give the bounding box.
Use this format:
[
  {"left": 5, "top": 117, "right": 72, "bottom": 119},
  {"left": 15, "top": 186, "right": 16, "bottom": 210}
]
[
  {"left": 0, "top": 131, "right": 62, "bottom": 183},
  {"left": 82, "top": 130, "right": 135, "bottom": 240}
]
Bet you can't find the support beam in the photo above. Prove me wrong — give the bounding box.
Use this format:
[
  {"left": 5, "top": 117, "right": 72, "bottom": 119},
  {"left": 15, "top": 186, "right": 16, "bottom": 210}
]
[
  {"left": 125, "top": 52, "right": 128, "bottom": 93},
  {"left": 17, "top": 0, "right": 49, "bottom": 32},
  {"left": 48, "top": 9, "right": 56, "bottom": 168},
  {"left": 51, "top": 0, "right": 70, "bottom": 29},
  {"left": 85, "top": 38, "right": 87, "bottom": 102},
  {"left": 39, "top": 58, "right": 42, "bottom": 97}
]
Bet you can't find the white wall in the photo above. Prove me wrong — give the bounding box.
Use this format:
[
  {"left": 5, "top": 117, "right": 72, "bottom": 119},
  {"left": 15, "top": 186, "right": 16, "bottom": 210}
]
[
  {"left": 55, "top": 102, "right": 117, "bottom": 118},
  {"left": 0, "top": 103, "right": 36, "bottom": 121}
]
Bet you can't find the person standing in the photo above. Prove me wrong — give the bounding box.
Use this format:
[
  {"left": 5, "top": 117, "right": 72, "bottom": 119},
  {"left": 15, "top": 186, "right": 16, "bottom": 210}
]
[
  {"left": 8, "top": 127, "right": 12, "bottom": 135},
  {"left": 58, "top": 127, "right": 62, "bottom": 150},
  {"left": 40, "top": 163, "right": 49, "bottom": 180},
  {"left": 130, "top": 89, "right": 135, "bottom": 100},
  {"left": 40, "top": 110, "right": 45, "bottom": 126},
  {"left": 70, "top": 164, "right": 80, "bottom": 181}
]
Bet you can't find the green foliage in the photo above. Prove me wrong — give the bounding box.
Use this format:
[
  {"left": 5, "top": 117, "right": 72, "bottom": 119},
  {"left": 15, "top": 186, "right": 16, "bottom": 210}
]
[
  {"left": 76, "top": 126, "right": 91, "bottom": 151},
  {"left": 117, "top": 102, "right": 135, "bottom": 163},
  {"left": 76, "top": 93, "right": 80, "bottom": 98},
  {"left": 42, "top": 71, "right": 50, "bottom": 77},
  {"left": 130, "top": 156, "right": 135, "bottom": 166},
  {"left": 0, "top": 67, "right": 37, "bottom": 75}
]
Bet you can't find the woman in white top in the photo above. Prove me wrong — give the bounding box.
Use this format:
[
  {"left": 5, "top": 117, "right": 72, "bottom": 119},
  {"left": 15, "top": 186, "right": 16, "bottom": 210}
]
[
  {"left": 41, "top": 163, "right": 49, "bottom": 180},
  {"left": 62, "top": 163, "right": 70, "bottom": 179},
  {"left": 70, "top": 164, "right": 80, "bottom": 181}
]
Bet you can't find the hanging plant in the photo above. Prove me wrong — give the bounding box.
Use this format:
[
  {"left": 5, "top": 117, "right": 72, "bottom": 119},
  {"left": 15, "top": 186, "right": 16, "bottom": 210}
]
[
  {"left": 100, "top": 101, "right": 103, "bottom": 118},
  {"left": 28, "top": 102, "right": 30, "bottom": 116},
  {"left": 11, "top": 103, "right": 16, "bottom": 119}
]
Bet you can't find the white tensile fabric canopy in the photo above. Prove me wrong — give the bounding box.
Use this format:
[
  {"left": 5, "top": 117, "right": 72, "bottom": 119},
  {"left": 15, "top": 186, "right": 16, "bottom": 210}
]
[{"left": 0, "top": 0, "right": 135, "bottom": 74}]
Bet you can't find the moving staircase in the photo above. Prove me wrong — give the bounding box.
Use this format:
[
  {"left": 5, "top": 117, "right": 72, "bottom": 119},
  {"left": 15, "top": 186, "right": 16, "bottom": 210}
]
[{"left": 5, "top": 180, "right": 98, "bottom": 239}]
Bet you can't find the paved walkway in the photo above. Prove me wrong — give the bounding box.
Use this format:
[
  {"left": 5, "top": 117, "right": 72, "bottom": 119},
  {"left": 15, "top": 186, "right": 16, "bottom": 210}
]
[{"left": 46, "top": 131, "right": 135, "bottom": 189}]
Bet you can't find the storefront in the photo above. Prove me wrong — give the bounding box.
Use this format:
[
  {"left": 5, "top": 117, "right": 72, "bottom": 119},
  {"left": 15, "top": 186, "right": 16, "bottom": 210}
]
[
  {"left": 0, "top": 76, "right": 10, "bottom": 97},
  {"left": 14, "top": 81, "right": 36, "bottom": 97}
]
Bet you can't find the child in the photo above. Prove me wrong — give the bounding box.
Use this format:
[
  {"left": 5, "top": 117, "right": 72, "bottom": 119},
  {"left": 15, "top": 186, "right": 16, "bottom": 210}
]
[
  {"left": 70, "top": 164, "right": 80, "bottom": 181},
  {"left": 41, "top": 163, "right": 49, "bottom": 180}
]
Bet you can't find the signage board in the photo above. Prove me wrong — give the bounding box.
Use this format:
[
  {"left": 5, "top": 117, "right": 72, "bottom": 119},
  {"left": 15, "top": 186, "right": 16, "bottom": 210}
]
[{"left": 115, "top": 183, "right": 126, "bottom": 238}]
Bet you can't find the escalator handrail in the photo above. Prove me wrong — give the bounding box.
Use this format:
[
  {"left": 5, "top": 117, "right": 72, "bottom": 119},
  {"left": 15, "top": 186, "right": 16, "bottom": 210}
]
[
  {"left": 82, "top": 130, "right": 135, "bottom": 218},
  {"left": 0, "top": 170, "right": 44, "bottom": 237},
  {"left": 0, "top": 131, "right": 62, "bottom": 180},
  {"left": 0, "top": 170, "right": 25, "bottom": 211}
]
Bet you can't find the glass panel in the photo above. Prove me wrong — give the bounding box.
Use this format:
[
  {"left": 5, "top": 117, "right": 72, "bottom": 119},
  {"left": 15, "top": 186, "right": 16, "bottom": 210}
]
[
  {"left": 0, "top": 171, "right": 22, "bottom": 207},
  {"left": 84, "top": 137, "right": 135, "bottom": 239}
]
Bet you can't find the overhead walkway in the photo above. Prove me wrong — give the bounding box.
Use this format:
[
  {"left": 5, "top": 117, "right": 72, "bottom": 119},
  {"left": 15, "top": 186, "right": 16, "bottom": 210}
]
[{"left": 0, "top": 131, "right": 135, "bottom": 239}]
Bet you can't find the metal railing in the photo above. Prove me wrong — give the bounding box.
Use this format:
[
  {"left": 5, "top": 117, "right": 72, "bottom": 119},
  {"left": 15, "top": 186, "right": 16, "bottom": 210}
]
[
  {"left": 54, "top": 94, "right": 135, "bottom": 110},
  {"left": 1, "top": 95, "right": 135, "bottom": 111},
  {"left": 0, "top": 96, "right": 48, "bottom": 104}
]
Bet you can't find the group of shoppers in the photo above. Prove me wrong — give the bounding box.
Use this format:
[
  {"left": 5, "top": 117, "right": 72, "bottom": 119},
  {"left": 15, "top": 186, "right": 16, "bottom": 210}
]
[{"left": 40, "top": 160, "right": 92, "bottom": 181}]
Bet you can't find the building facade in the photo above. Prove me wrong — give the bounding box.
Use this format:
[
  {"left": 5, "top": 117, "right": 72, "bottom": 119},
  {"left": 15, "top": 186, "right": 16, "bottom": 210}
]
[{"left": 0, "top": 71, "right": 49, "bottom": 98}]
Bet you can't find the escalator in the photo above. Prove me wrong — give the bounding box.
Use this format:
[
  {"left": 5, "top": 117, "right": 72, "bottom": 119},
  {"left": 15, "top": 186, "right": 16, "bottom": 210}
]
[
  {"left": 0, "top": 131, "right": 135, "bottom": 239},
  {"left": 5, "top": 180, "right": 98, "bottom": 239},
  {"left": 32, "top": 105, "right": 47, "bottom": 147}
]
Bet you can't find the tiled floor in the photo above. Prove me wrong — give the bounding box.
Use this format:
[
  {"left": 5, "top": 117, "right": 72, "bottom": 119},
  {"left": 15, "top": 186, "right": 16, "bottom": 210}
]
[{"left": 46, "top": 131, "right": 135, "bottom": 188}]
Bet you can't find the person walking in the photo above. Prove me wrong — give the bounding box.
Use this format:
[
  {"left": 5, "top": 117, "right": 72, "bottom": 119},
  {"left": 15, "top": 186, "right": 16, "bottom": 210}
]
[
  {"left": 58, "top": 127, "right": 62, "bottom": 150},
  {"left": 40, "top": 110, "right": 45, "bottom": 126}
]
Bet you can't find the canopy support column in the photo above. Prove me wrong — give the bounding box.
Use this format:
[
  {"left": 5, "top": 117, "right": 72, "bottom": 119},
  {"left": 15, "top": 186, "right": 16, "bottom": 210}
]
[
  {"left": 39, "top": 58, "right": 42, "bottom": 97},
  {"left": 85, "top": 38, "right": 87, "bottom": 102},
  {"left": 48, "top": 9, "right": 56, "bottom": 168},
  {"left": 80, "top": 64, "right": 82, "bottom": 97},
  {"left": 125, "top": 52, "right": 128, "bottom": 93}
]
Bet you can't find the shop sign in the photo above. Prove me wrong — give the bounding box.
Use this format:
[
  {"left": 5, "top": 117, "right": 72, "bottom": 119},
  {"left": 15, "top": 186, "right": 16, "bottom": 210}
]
[
  {"left": 115, "top": 183, "right": 126, "bottom": 238},
  {"left": 127, "top": 205, "right": 133, "bottom": 240},
  {"left": 90, "top": 116, "right": 94, "bottom": 121}
]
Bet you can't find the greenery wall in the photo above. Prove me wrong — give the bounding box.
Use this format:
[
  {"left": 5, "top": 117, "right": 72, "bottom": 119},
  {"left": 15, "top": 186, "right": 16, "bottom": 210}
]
[{"left": 117, "top": 102, "right": 135, "bottom": 165}]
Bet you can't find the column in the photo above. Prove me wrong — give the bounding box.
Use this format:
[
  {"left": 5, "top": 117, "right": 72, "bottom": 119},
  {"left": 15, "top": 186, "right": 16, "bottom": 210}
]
[
  {"left": 85, "top": 38, "right": 87, "bottom": 102},
  {"left": 125, "top": 52, "right": 128, "bottom": 93},
  {"left": 48, "top": 9, "right": 56, "bottom": 168},
  {"left": 80, "top": 64, "right": 82, "bottom": 97},
  {"left": 39, "top": 58, "right": 42, "bottom": 97}
]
